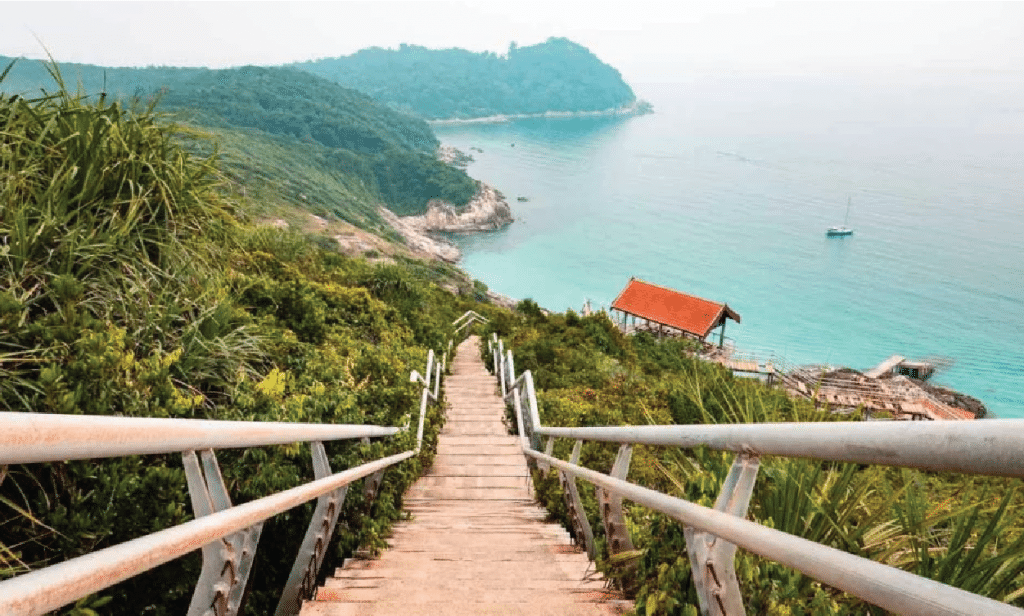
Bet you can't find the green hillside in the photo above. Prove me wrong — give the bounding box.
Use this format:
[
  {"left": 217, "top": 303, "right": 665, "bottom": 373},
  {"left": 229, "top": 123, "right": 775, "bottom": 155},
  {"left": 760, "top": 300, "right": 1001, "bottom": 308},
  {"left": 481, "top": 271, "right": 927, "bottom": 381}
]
[
  {"left": 291, "top": 37, "right": 646, "bottom": 120},
  {"left": 0, "top": 59, "right": 477, "bottom": 218},
  {"left": 0, "top": 69, "right": 505, "bottom": 614}
]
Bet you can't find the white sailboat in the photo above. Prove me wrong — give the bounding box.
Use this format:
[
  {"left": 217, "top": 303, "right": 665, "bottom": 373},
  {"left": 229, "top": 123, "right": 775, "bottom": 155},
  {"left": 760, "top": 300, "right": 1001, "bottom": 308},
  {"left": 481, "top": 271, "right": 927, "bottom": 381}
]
[{"left": 827, "top": 197, "right": 854, "bottom": 237}]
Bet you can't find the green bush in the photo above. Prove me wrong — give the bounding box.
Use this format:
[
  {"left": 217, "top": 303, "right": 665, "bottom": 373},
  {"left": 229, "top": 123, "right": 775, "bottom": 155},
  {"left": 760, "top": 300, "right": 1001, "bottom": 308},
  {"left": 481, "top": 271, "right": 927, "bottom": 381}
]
[
  {"left": 490, "top": 308, "right": 1024, "bottom": 614},
  {"left": 0, "top": 69, "right": 472, "bottom": 615}
]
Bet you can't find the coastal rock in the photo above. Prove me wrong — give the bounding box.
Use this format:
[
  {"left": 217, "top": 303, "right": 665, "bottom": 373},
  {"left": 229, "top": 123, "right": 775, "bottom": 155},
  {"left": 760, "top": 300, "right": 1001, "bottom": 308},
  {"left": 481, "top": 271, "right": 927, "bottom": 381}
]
[
  {"left": 404, "top": 183, "right": 513, "bottom": 233},
  {"left": 378, "top": 207, "right": 461, "bottom": 263},
  {"left": 380, "top": 182, "right": 513, "bottom": 263}
]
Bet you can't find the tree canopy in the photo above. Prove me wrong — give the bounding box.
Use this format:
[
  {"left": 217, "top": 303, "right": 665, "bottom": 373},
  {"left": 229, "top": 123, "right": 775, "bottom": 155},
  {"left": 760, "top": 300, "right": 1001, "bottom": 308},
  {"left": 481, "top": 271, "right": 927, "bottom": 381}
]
[
  {"left": 291, "top": 37, "right": 640, "bottom": 120},
  {"left": 0, "top": 59, "right": 478, "bottom": 216}
]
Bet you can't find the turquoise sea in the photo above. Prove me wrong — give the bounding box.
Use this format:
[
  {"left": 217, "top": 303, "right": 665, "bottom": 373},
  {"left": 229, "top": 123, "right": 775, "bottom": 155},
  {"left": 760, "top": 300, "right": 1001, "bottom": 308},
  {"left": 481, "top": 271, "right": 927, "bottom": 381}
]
[{"left": 435, "top": 74, "right": 1024, "bottom": 419}]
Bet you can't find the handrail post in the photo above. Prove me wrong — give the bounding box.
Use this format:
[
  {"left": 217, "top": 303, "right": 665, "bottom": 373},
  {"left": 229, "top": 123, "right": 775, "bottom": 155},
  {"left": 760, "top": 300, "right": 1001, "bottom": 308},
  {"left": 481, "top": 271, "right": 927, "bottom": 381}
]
[
  {"left": 364, "top": 470, "right": 386, "bottom": 504},
  {"left": 598, "top": 444, "right": 635, "bottom": 556},
  {"left": 275, "top": 442, "right": 349, "bottom": 616},
  {"left": 511, "top": 385, "right": 532, "bottom": 454},
  {"left": 433, "top": 361, "right": 442, "bottom": 401},
  {"left": 685, "top": 453, "right": 760, "bottom": 616},
  {"left": 425, "top": 350, "right": 435, "bottom": 392},
  {"left": 184, "top": 449, "right": 263, "bottom": 616},
  {"left": 415, "top": 388, "right": 429, "bottom": 451},
  {"left": 497, "top": 340, "right": 506, "bottom": 397},
  {"left": 505, "top": 350, "right": 516, "bottom": 400},
  {"left": 559, "top": 440, "right": 596, "bottom": 560},
  {"left": 523, "top": 371, "right": 543, "bottom": 451},
  {"left": 538, "top": 437, "right": 555, "bottom": 473}
]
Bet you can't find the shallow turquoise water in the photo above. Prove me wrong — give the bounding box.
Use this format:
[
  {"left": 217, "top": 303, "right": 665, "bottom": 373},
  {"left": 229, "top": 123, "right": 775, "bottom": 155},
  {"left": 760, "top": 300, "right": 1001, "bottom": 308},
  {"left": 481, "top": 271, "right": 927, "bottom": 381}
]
[{"left": 436, "top": 75, "right": 1024, "bottom": 418}]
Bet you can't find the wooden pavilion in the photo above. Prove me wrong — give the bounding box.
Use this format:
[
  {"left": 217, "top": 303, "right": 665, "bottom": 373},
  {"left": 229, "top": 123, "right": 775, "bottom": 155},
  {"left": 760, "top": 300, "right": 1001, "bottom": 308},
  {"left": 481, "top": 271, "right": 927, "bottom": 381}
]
[{"left": 610, "top": 278, "right": 741, "bottom": 348}]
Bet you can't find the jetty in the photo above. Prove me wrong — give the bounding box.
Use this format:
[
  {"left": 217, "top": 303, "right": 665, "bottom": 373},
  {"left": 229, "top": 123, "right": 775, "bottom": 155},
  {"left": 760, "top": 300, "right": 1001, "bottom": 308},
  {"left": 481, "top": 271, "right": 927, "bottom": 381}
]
[
  {"left": 697, "top": 346, "right": 975, "bottom": 420},
  {"left": 864, "top": 355, "right": 935, "bottom": 380}
]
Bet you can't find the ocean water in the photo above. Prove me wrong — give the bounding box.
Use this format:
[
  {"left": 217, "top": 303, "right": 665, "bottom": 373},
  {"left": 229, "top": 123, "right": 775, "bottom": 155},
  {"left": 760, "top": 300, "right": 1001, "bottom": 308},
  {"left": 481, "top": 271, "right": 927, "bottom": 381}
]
[{"left": 435, "top": 74, "right": 1024, "bottom": 419}]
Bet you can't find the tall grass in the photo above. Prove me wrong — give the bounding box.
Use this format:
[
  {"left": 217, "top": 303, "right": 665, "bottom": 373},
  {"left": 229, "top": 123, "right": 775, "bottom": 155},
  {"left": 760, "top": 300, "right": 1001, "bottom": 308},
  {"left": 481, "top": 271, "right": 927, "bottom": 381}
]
[
  {"left": 0, "top": 60, "right": 263, "bottom": 593},
  {"left": 1, "top": 60, "right": 261, "bottom": 411}
]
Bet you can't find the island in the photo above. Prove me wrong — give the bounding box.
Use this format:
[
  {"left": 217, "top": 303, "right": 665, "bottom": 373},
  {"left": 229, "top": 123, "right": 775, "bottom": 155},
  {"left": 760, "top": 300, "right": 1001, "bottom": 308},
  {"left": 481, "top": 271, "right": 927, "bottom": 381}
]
[{"left": 290, "top": 37, "right": 653, "bottom": 121}]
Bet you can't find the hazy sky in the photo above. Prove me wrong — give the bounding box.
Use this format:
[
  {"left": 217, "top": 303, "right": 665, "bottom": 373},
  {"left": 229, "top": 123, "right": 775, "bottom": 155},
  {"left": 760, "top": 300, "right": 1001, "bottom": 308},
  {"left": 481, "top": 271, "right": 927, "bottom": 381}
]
[{"left": 2, "top": 1, "right": 1022, "bottom": 83}]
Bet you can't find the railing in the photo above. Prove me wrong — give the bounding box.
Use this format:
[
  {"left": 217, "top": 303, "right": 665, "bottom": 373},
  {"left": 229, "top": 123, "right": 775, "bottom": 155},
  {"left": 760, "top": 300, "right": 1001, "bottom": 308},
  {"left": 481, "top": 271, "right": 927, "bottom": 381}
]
[
  {"left": 487, "top": 333, "right": 1024, "bottom": 616},
  {"left": 453, "top": 309, "right": 489, "bottom": 335},
  {"left": 0, "top": 326, "right": 460, "bottom": 616}
]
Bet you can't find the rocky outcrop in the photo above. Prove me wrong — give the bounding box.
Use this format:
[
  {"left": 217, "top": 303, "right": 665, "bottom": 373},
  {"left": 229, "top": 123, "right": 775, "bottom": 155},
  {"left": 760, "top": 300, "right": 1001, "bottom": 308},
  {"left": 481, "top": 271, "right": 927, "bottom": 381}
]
[
  {"left": 404, "top": 183, "right": 513, "bottom": 233},
  {"left": 380, "top": 182, "right": 513, "bottom": 263},
  {"left": 378, "top": 207, "right": 461, "bottom": 263}
]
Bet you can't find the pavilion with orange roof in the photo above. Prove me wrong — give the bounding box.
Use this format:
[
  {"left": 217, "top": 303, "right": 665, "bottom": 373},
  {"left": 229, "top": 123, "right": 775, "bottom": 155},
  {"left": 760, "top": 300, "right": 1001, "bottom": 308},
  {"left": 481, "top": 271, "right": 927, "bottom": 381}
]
[{"left": 610, "top": 278, "right": 741, "bottom": 348}]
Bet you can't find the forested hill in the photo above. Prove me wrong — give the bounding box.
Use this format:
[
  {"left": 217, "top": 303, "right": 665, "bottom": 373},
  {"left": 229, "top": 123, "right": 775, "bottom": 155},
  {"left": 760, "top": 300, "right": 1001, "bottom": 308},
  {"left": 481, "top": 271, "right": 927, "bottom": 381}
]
[
  {"left": 290, "top": 37, "right": 646, "bottom": 120},
  {"left": 0, "top": 59, "right": 478, "bottom": 218},
  {"left": 0, "top": 60, "right": 437, "bottom": 153}
]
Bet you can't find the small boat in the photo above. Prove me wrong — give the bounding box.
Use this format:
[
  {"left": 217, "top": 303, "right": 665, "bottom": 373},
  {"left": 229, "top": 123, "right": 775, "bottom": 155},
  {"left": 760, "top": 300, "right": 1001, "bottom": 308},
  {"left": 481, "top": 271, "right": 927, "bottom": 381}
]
[{"left": 827, "top": 197, "right": 854, "bottom": 237}]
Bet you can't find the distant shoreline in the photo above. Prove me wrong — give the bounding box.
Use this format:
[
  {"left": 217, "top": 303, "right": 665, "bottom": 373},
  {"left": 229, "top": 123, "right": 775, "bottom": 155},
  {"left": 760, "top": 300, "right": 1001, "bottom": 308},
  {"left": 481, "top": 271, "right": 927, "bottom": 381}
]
[{"left": 428, "top": 100, "right": 653, "bottom": 125}]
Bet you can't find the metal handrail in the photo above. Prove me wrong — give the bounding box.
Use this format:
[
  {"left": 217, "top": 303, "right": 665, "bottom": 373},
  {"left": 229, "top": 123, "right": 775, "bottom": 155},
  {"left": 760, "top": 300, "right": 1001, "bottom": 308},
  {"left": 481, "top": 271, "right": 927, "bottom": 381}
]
[
  {"left": 534, "top": 422, "right": 1024, "bottom": 478},
  {"left": 453, "top": 309, "right": 489, "bottom": 333},
  {"left": 0, "top": 413, "right": 400, "bottom": 465},
  {"left": 0, "top": 341, "right": 449, "bottom": 616},
  {"left": 489, "top": 335, "right": 1024, "bottom": 616},
  {"left": 532, "top": 450, "right": 1022, "bottom": 616},
  {"left": 0, "top": 450, "right": 413, "bottom": 616}
]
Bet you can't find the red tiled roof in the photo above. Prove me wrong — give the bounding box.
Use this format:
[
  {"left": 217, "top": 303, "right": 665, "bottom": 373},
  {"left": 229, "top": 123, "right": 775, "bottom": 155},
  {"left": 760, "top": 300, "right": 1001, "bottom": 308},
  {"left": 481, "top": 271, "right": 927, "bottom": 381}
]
[{"left": 610, "top": 278, "right": 740, "bottom": 338}]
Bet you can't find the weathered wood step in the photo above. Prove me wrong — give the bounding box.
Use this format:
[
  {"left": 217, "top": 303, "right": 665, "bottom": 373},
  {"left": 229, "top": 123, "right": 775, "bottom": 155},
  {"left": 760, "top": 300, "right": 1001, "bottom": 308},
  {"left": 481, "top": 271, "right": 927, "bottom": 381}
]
[{"left": 300, "top": 336, "right": 629, "bottom": 616}]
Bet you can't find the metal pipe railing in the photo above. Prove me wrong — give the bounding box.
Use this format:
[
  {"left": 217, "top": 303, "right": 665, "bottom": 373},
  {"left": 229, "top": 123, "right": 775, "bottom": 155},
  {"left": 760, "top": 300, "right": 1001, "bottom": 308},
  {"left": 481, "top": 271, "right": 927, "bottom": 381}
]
[
  {"left": 0, "top": 337, "right": 451, "bottom": 616},
  {"left": 535, "top": 421, "right": 1024, "bottom": 478},
  {"left": 533, "top": 450, "right": 1023, "bottom": 616},
  {"left": 0, "top": 412, "right": 400, "bottom": 465},
  {"left": 0, "top": 450, "right": 414, "bottom": 616},
  {"left": 489, "top": 335, "right": 1024, "bottom": 616}
]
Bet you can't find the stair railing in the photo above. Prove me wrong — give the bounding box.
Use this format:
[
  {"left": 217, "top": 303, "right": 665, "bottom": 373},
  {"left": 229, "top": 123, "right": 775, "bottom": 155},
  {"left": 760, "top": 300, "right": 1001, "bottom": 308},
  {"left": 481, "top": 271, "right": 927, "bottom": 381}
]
[
  {"left": 0, "top": 346, "right": 446, "bottom": 616},
  {"left": 488, "top": 335, "right": 1024, "bottom": 616},
  {"left": 453, "top": 309, "right": 489, "bottom": 335}
]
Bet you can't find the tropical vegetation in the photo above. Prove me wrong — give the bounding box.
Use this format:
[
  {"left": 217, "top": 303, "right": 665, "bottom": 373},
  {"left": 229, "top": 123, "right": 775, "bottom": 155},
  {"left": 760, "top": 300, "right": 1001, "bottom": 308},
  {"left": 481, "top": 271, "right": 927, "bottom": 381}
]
[
  {"left": 484, "top": 304, "right": 1024, "bottom": 615},
  {"left": 0, "top": 63, "right": 495, "bottom": 614},
  {"left": 292, "top": 37, "right": 645, "bottom": 120},
  {"left": 4, "top": 48, "right": 1021, "bottom": 616},
  {"left": 0, "top": 58, "right": 479, "bottom": 218}
]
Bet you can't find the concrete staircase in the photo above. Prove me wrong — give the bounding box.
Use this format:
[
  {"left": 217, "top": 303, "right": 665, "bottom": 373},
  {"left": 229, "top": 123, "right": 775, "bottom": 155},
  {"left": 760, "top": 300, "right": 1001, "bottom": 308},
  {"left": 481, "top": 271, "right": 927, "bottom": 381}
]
[{"left": 300, "top": 336, "right": 630, "bottom": 615}]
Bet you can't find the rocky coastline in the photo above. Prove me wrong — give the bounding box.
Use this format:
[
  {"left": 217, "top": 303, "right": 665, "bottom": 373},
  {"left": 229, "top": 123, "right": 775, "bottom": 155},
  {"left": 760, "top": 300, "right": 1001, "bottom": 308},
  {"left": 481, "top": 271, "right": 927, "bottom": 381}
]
[{"left": 383, "top": 182, "right": 513, "bottom": 263}]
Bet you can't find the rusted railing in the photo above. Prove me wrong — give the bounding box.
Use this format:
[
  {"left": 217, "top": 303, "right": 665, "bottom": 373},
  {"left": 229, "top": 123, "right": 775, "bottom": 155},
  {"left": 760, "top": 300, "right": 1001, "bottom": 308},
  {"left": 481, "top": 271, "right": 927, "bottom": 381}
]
[
  {"left": 487, "top": 333, "right": 1024, "bottom": 616},
  {"left": 0, "top": 335, "right": 453, "bottom": 616}
]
